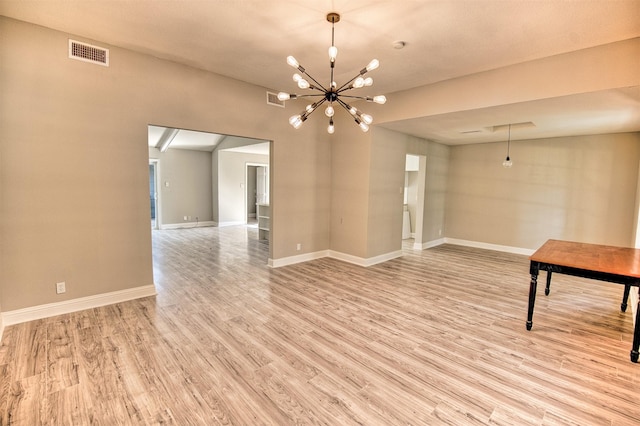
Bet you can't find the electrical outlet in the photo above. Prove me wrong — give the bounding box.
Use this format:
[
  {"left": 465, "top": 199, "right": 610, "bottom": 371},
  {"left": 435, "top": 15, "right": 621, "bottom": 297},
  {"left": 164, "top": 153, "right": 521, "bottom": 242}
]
[
  {"left": 184, "top": 216, "right": 188, "bottom": 221},
  {"left": 56, "top": 281, "right": 66, "bottom": 294},
  {"left": 296, "top": 243, "right": 301, "bottom": 251}
]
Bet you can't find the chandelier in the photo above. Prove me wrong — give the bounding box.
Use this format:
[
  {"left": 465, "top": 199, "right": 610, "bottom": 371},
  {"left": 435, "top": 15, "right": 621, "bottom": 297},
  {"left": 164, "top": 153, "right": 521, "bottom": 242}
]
[{"left": 277, "top": 12, "right": 386, "bottom": 134}]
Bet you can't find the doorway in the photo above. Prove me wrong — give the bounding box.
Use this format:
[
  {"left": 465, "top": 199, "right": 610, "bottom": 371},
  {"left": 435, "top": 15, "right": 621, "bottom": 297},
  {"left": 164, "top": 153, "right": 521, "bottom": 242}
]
[
  {"left": 246, "top": 164, "right": 269, "bottom": 221},
  {"left": 149, "top": 160, "right": 159, "bottom": 229},
  {"left": 403, "top": 154, "right": 426, "bottom": 248},
  {"left": 246, "top": 163, "right": 269, "bottom": 240}
]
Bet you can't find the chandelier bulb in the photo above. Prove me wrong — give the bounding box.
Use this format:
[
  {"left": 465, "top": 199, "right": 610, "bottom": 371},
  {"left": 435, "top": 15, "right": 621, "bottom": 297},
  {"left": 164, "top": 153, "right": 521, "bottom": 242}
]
[
  {"left": 328, "top": 46, "right": 338, "bottom": 61},
  {"left": 277, "top": 92, "right": 291, "bottom": 101},
  {"left": 359, "top": 121, "right": 370, "bottom": 132},
  {"left": 287, "top": 56, "right": 299, "bottom": 69},
  {"left": 298, "top": 79, "right": 310, "bottom": 89},
  {"left": 364, "top": 77, "right": 373, "bottom": 86},
  {"left": 349, "top": 107, "right": 357, "bottom": 116},
  {"left": 328, "top": 119, "right": 335, "bottom": 134},
  {"left": 353, "top": 77, "right": 365, "bottom": 89},
  {"left": 372, "top": 95, "right": 387, "bottom": 104},
  {"left": 366, "top": 59, "right": 380, "bottom": 72},
  {"left": 325, "top": 105, "right": 335, "bottom": 117},
  {"left": 290, "top": 114, "right": 307, "bottom": 129},
  {"left": 362, "top": 113, "right": 373, "bottom": 125}
]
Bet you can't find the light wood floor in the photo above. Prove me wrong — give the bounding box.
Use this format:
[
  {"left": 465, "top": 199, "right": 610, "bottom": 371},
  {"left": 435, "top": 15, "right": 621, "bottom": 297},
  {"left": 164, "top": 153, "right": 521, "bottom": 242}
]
[{"left": 1, "top": 226, "right": 639, "bottom": 425}]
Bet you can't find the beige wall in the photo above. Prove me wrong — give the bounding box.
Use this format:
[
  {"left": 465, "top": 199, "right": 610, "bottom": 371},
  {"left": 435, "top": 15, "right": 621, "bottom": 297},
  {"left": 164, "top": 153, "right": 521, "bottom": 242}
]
[
  {"left": 272, "top": 115, "right": 332, "bottom": 258},
  {"left": 1, "top": 16, "right": 638, "bottom": 317},
  {"left": 330, "top": 122, "right": 372, "bottom": 258},
  {"left": 446, "top": 133, "right": 640, "bottom": 250},
  {"left": 0, "top": 17, "right": 331, "bottom": 311},
  {"left": 149, "top": 147, "right": 213, "bottom": 225},
  {"left": 367, "top": 128, "right": 409, "bottom": 258},
  {"left": 330, "top": 125, "right": 450, "bottom": 259}
]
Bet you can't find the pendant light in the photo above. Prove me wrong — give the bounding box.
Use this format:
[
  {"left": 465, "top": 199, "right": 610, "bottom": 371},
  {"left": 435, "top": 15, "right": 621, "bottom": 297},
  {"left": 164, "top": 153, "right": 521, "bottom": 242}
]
[{"left": 502, "top": 124, "right": 513, "bottom": 168}]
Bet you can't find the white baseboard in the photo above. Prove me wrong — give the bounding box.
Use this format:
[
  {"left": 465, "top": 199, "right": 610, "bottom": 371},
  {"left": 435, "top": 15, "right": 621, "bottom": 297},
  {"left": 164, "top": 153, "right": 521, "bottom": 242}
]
[
  {"left": 1, "top": 284, "right": 157, "bottom": 327},
  {"left": 329, "top": 250, "right": 403, "bottom": 267},
  {"left": 217, "top": 221, "right": 246, "bottom": 228},
  {"left": 160, "top": 221, "right": 215, "bottom": 230},
  {"left": 269, "top": 249, "right": 403, "bottom": 268},
  {"left": 444, "top": 238, "right": 535, "bottom": 256},
  {"left": 269, "top": 250, "right": 330, "bottom": 268},
  {"left": 413, "top": 238, "right": 446, "bottom": 250},
  {"left": 268, "top": 238, "right": 531, "bottom": 269}
]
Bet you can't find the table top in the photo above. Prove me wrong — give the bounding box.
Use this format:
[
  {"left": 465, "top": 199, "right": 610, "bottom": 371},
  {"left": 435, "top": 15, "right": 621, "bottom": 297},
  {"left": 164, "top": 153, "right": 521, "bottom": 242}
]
[{"left": 530, "top": 239, "right": 640, "bottom": 278}]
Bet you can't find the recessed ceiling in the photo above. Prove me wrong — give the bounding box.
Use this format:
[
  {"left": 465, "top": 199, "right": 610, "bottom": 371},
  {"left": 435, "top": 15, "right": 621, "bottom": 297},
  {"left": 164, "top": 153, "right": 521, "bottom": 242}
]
[
  {"left": 148, "top": 125, "right": 269, "bottom": 154},
  {"left": 2, "top": 1, "right": 639, "bottom": 144},
  {"left": 380, "top": 87, "right": 640, "bottom": 145}
]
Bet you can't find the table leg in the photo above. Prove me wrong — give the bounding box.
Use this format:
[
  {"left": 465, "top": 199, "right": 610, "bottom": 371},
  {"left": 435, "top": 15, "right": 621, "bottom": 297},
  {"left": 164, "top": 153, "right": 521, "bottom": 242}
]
[
  {"left": 621, "top": 284, "right": 630, "bottom": 312},
  {"left": 631, "top": 291, "right": 640, "bottom": 363},
  {"left": 526, "top": 272, "right": 538, "bottom": 331},
  {"left": 544, "top": 270, "right": 552, "bottom": 296}
]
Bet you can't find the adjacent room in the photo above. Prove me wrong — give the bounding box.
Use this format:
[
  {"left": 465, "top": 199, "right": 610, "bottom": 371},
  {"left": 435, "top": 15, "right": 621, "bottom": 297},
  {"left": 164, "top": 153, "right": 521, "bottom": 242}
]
[
  {"left": 147, "top": 125, "right": 270, "bottom": 235},
  {"left": 1, "top": 1, "right": 639, "bottom": 424}
]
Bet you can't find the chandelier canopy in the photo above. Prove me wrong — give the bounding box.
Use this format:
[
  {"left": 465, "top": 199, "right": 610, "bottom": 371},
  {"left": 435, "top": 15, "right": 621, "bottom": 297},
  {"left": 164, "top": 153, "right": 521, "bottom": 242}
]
[{"left": 277, "top": 12, "right": 386, "bottom": 134}]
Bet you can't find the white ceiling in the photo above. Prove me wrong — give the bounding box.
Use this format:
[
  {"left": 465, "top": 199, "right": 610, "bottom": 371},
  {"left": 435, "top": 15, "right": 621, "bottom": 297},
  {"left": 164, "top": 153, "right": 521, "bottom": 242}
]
[
  {"left": 148, "top": 125, "right": 269, "bottom": 154},
  {"left": 2, "top": 0, "right": 639, "bottom": 145}
]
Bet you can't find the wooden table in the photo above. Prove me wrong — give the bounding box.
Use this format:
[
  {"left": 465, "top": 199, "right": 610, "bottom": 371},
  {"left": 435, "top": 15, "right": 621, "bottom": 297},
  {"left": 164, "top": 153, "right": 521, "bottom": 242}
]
[{"left": 526, "top": 239, "right": 640, "bottom": 362}]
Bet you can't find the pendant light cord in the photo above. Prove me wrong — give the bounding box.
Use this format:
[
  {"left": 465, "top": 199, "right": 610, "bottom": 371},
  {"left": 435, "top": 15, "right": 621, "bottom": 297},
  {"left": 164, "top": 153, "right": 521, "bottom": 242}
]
[{"left": 507, "top": 123, "right": 511, "bottom": 159}]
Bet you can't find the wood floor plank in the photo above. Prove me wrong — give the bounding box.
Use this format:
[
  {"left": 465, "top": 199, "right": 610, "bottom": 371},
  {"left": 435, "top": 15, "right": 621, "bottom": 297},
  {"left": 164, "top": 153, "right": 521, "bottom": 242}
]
[
  {"left": 2, "top": 225, "right": 640, "bottom": 424},
  {"left": 46, "top": 319, "right": 80, "bottom": 394}
]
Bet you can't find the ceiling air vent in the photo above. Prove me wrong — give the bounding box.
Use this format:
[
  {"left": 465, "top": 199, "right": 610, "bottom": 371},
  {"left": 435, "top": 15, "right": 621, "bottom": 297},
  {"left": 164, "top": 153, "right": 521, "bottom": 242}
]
[
  {"left": 266, "top": 91, "right": 285, "bottom": 108},
  {"left": 68, "top": 39, "right": 109, "bottom": 66}
]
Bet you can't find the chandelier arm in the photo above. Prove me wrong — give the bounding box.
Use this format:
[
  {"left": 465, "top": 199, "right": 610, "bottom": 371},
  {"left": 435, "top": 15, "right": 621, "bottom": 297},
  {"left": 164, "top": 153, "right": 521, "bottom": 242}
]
[
  {"left": 336, "top": 98, "right": 353, "bottom": 112},
  {"left": 307, "top": 98, "right": 327, "bottom": 115},
  {"left": 335, "top": 75, "right": 361, "bottom": 92},
  {"left": 300, "top": 70, "right": 329, "bottom": 93},
  {"left": 337, "top": 94, "right": 369, "bottom": 100},
  {"left": 289, "top": 93, "right": 326, "bottom": 99},
  {"left": 337, "top": 86, "right": 360, "bottom": 94},
  {"left": 296, "top": 98, "right": 327, "bottom": 120}
]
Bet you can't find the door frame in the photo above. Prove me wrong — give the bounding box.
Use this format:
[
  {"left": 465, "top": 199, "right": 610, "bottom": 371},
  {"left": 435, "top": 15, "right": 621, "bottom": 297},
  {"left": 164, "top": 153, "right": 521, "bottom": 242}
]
[
  {"left": 245, "top": 162, "right": 268, "bottom": 224},
  {"left": 149, "top": 159, "right": 161, "bottom": 229}
]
